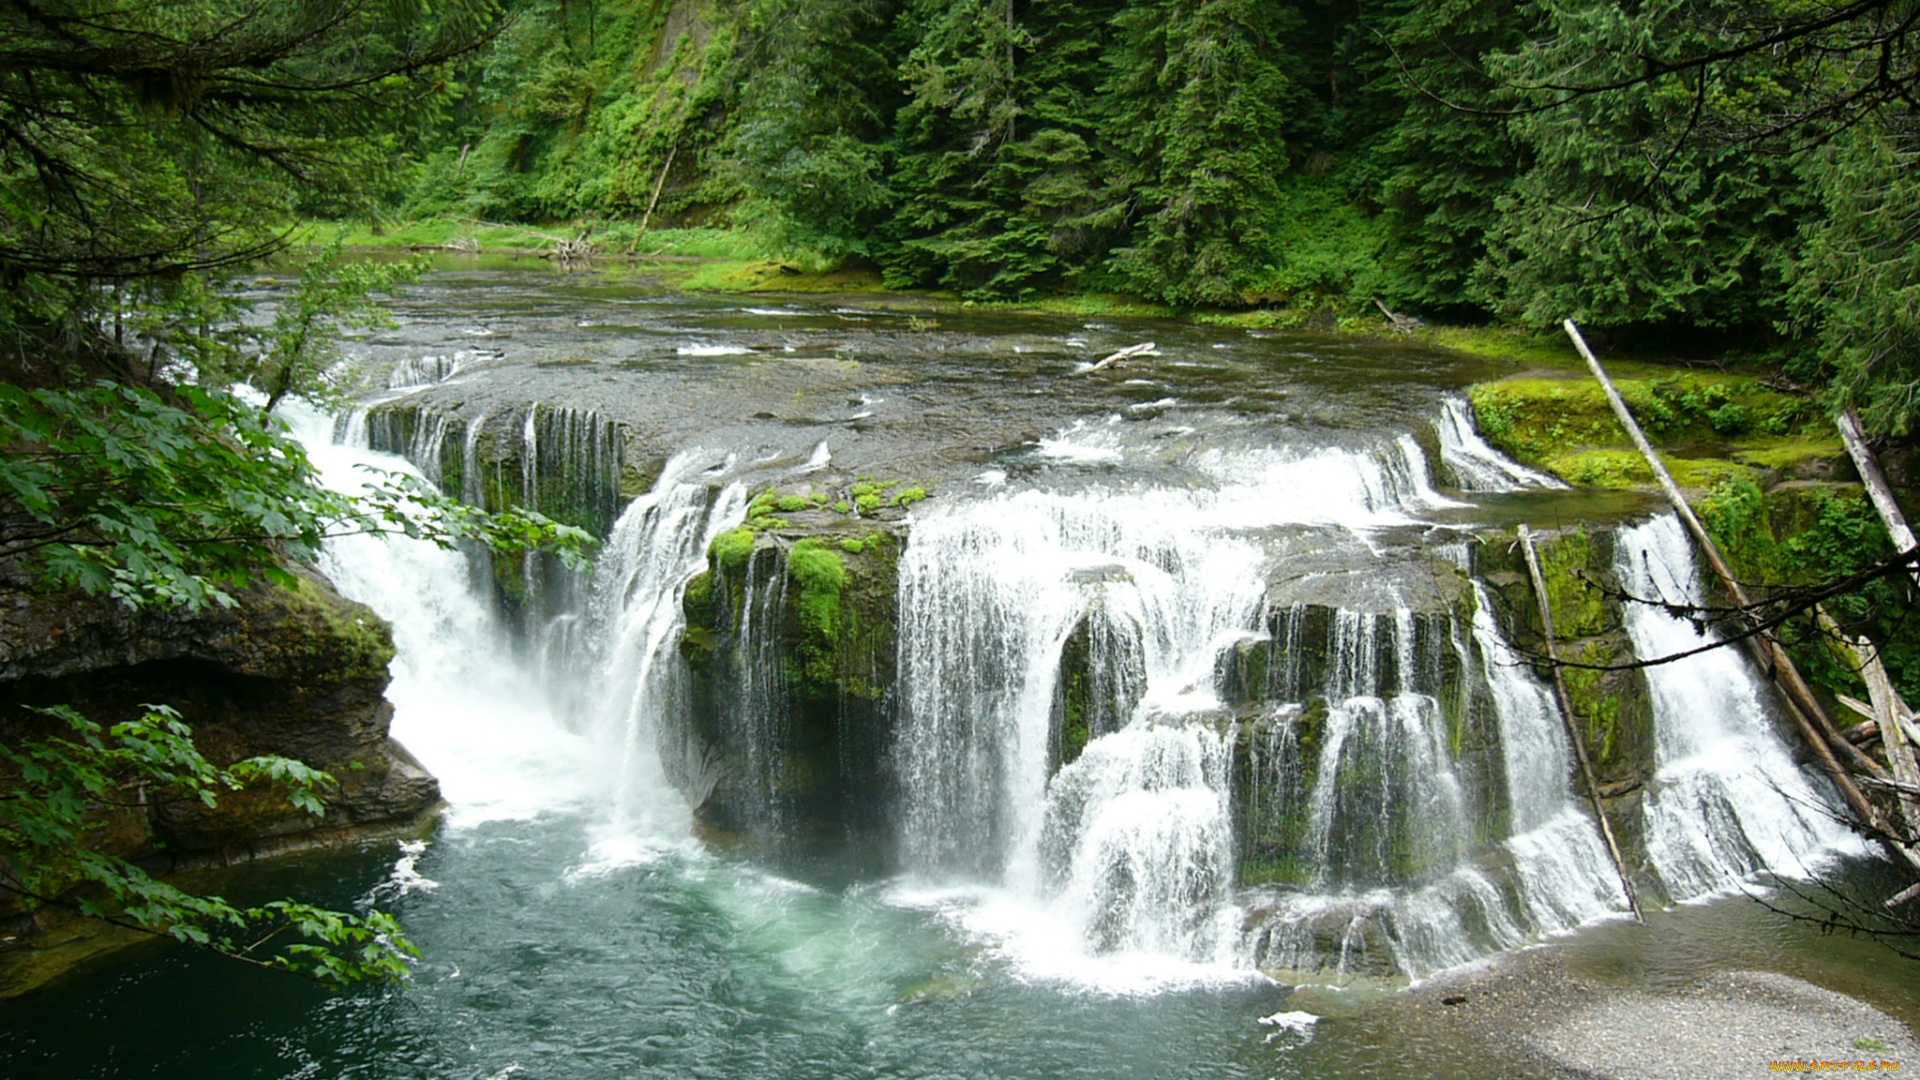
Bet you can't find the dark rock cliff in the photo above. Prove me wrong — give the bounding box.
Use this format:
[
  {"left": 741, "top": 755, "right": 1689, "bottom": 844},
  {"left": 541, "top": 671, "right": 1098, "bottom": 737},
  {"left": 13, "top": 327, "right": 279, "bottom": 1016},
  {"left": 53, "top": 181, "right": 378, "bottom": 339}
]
[{"left": 0, "top": 565, "right": 439, "bottom": 993}]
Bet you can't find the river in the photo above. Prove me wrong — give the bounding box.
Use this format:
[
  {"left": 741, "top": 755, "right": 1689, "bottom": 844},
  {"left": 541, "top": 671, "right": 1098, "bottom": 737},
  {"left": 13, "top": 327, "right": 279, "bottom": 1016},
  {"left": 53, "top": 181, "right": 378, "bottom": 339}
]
[{"left": 2, "top": 265, "right": 1915, "bottom": 1078}]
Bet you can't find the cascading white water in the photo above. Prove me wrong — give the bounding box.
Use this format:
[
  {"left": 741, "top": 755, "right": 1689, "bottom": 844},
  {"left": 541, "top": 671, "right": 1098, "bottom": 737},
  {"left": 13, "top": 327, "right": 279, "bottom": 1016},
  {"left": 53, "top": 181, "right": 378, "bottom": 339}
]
[
  {"left": 1038, "top": 723, "right": 1241, "bottom": 961},
  {"left": 1468, "top": 584, "right": 1625, "bottom": 933},
  {"left": 386, "top": 349, "right": 489, "bottom": 389},
  {"left": 1242, "top": 592, "right": 1628, "bottom": 982},
  {"left": 297, "top": 375, "right": 1873, "bottom": 993},
  {"left": 895, "top": 486, "right": 1266, "bottom": 888},
  {"left": 893, "top": 427, "right": 1484, "bottom": 986},
  {"left": 1436, "top": 397, "right": 1565, "bottom": 491},
  {"left": 576, "top": 453, "right": 748, "bottom": 854},
  {"left": 281, "top": 402, "right": 607, "bottom": 826},
  {"left": 893, "top": 407, "right": 1698, "bottom": 987},
  {"left": 288, "top": 401, "right": 749, "bottom": 855},
  {"left": 1617, "top": 516, "right": 1861, "bottom": 898}
]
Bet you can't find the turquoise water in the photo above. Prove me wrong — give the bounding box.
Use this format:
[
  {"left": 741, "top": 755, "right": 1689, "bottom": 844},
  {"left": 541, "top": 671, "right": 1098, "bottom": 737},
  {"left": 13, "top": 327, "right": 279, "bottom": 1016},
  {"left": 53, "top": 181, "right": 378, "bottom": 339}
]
[
  {"left": 7, "top": 813, "right": 1918, "bottom": 1080},
  {"left": 2, "top": 818, "right": 1296, "bottom": 1080}
]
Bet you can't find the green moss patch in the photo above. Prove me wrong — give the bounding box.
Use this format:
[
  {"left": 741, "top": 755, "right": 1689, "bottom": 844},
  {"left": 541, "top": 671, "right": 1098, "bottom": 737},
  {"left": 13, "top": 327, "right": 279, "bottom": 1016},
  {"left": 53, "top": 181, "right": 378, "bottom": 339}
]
[
  {"left": 787, "top": 538, "right": 849, "bottom": 695},
  {"left": 710, "top": 527, "right": 757, "bottom": 572},
  {"left": 1472, "top": 373, "right": 1831, "bottom": 490}
]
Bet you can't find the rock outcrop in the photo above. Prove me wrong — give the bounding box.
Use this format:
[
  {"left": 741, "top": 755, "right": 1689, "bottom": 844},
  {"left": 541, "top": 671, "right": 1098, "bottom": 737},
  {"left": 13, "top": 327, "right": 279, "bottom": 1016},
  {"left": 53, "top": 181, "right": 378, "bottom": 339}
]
[{"left": 0, "top": 565, "right": 438, "bottom": 994}]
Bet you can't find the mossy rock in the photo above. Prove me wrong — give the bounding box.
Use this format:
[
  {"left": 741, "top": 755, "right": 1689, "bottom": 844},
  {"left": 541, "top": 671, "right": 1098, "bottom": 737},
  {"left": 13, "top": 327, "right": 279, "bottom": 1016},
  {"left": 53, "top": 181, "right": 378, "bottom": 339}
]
[
  {"left": 1470, "top": 374, "right": 1833, "bottom": 492},
  {"left": 1234, "top": 703, "right": 1328, "bottom": 887},
  {"left": 710, "top": 526, "right": 758, "bottom": 572},
  {"left": 277, "top": 572, "right": 396, "bottom": 683},
  {"left": 672, "top": 519, "right": 904, "bottom": 851},
  {"left": 1558, "top": 635, "right": 1656, "bottom": 789},
  {"left": 786, "top": 538, "right": 850, "bottom": 697}
]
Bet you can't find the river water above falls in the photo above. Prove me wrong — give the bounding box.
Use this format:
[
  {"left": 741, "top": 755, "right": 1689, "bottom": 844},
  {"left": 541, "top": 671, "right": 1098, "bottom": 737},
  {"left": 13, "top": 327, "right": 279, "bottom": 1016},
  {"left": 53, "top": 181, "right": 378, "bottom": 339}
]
[{"left": 4, "top": 270, "right": 1917, "bottom": 1078}]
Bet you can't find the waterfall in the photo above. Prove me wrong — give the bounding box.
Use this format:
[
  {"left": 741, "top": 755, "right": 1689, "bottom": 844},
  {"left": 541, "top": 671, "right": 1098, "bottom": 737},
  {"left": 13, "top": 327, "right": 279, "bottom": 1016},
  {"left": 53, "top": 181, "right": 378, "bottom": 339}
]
[
  {"left": 892, "top": 430, "right": 1494, "bottom": 985},
  {"left": 712, "top": 545, "right": 796, "bottom": 837},
  {"left": 1038, "top": 723, "right": 1240, "bottom": 961},
  {"left": 1436, "top": 397, "right": 1564, "bottom": 491},
  {"left": 576, "top": 454, "right": 748, "bottom": 849},
  {"left": 1617, "top": 516, "right": 1860, "bottom": 898},
  {"left": 283, "top": 402, "right": 605, "bottom": 826},
  {"left": 1468, "top": 584, "right": 1625, "bottom": 934},
  {"left": 365, "top": 405, "right": 455, "bottom": 487},
  {"left": 1238, "top": 591, "right": 1629, "bottom": 982},
  {"left": 294, "top": 372, "right": 1872, "bottom": 992},
  {"left": 895, "top": 486, "right": 1267, "bottom": 886},
  {"left": 305, "top": 399, "right": 749, "bottom": 852}
]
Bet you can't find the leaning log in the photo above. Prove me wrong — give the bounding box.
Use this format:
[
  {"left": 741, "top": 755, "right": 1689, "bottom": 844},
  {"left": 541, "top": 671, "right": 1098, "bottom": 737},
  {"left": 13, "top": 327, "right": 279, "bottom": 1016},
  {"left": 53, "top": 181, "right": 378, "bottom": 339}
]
[
  {"left": 1561, "top": 319, "right": 1893, "bottom": 840},
  {"left": 1837, "top": 406, "right": 1920, "bottom": 589},
  {"left": 1518, "top": 524, "right": 1644, "bottom": 921}
]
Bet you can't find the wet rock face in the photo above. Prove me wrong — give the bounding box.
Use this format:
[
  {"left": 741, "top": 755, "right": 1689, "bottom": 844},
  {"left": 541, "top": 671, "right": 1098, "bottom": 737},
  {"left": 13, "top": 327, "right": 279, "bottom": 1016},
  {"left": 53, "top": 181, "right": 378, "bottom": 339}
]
[
  {"left": 677, "top": 505, "right": 902, "bottom": 866},
  {"left": 1476, "top": 526, "right": 1658, "bottom": 794},
  {"left": 1474, "top": 524, "right": 1666, "bottom": 899},
  {"left": 0, "top": 566, "right": 440, "bottom": 863}
]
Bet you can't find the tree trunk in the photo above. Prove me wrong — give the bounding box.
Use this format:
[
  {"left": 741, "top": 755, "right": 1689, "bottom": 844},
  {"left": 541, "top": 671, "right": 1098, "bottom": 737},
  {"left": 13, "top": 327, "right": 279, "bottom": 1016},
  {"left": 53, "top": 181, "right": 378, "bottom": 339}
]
[
  {"left": 1838, "top": 405, "right": 1920, "bottom": 588},
  {"left": 1519, "top": 524, "right": 1644, "bottom": 921}
]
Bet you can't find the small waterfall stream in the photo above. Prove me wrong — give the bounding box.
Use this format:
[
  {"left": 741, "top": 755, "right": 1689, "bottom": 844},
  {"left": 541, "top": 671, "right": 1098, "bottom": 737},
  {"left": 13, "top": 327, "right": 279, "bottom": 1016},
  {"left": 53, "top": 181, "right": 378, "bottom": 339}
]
[{"left": 1620, "top": 516, "right": 1861, "bottom": 898}]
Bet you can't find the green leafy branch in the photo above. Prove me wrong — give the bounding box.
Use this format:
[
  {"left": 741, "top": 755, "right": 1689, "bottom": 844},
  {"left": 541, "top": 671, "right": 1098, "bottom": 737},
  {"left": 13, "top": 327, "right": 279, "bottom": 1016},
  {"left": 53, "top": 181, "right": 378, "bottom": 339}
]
[
  {"left": 0, "top": 705, "right": 420, "bottom": 987},
  {"left": 0, "top": 379, "right": 593, "bottom": 611}
]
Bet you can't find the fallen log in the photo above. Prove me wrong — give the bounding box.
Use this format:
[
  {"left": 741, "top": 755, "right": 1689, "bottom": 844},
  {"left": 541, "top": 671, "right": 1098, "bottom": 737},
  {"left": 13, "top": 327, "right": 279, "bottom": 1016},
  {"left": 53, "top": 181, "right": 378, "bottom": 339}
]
[
  {"left": 1372, "top": 298, "right": 1423, "bottom": 333},
  {"left": 1562, "top": 319, "right": 1896, "bottom": 852},
  {"left": 1518, "top": 524, "right": 1644, "bottom": 922},
  {"left": 1853, "top": 630, "right": 1920, "bottom": 869},
  {"left": 1084, "top": 342, "right": 1156, "bottom": 373}
]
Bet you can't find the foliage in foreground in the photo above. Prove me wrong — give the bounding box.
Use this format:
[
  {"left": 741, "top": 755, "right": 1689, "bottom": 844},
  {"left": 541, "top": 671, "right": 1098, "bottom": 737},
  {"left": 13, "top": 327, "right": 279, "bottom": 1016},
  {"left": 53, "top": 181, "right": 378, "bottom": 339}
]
[
  {"left": 0, "top": 379, "right": 593, "bottom": 613},
  {"left": 0, "top": 0, "right": 549, "bottom": 990},
  {"left": 0, "top": 705, "right": 417, "bottom": 987}
]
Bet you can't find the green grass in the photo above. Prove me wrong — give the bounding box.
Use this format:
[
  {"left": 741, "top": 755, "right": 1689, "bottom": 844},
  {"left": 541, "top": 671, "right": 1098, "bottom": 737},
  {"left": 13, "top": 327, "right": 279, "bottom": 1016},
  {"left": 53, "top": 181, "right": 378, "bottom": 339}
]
[{"left": 1426, "top": 325, "right": 1584, "bottom": 369}]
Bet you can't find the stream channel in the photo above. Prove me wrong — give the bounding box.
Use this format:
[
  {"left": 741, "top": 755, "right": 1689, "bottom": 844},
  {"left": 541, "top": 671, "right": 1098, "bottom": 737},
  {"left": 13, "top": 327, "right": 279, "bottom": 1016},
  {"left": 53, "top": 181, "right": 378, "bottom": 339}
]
[{"left": 5, "top": 262, "right": 1920, "bottom": 1078}]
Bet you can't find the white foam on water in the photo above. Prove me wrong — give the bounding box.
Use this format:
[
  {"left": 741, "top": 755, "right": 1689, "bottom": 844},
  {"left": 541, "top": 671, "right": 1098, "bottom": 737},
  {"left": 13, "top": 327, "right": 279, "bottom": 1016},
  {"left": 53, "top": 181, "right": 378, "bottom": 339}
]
[{"left": 280, "top": 401, "right": 607, "bottom": 828}]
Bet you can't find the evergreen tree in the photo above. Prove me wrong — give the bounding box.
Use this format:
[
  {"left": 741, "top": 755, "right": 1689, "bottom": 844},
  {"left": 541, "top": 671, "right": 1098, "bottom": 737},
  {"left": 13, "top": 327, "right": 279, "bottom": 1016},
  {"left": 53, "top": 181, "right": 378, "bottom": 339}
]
[
  {"left": 1103, "top": 0, "right": 1303, "bottom": 306},
  {"left": 1474, "top": 0, "right": 1811, "bottom": 335},
  {"left": 887, "top": 0, "right": 1124, "bottom": 297},
  {"left": 1363, "top": 0, "right": 1535, "bottom": 319},
  {"left": 728, "top": 0, "right": 908, "bottom": 259},
  {"left": 1792, "top": 119, "right": 1920, "bottom": 435}
]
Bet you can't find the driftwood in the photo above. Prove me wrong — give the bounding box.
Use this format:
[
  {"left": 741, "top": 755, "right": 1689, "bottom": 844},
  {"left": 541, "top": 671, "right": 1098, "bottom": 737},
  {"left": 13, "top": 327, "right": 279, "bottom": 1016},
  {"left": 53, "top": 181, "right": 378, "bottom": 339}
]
[
  {"left": 550, "top": 236, "right": 595, "bottom": 267},
  {"left": 1084, "top": 342, "right": 1156, "bottom": 373},
  {"left": 1373, "top": 298, "right": 1424, "bottom": 334},
  {"left": 630, "top": 142, "right": 680, "bottom": 254},
  {"left": 1828, "top": 597, "right": 1920, "bottom": 880},
  {"left": 1562, "top": 319, "right": 1898, "bottom": 855},
  {"left": 1518, "top": 523, "right": 1644, "bottom": 921},
  {"left": 1838, "top": 406, "right": 1920, "bottom": 589},
  {"left": 1838, "top": 715, "right": 1883, "bottom": 746}
]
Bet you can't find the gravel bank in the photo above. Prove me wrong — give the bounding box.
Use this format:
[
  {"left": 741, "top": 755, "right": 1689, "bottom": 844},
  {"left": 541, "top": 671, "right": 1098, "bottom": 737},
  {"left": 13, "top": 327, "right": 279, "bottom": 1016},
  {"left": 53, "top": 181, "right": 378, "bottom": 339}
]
[{"left": 1395, "top": 951, "right": 1918, "bottom": 1079}]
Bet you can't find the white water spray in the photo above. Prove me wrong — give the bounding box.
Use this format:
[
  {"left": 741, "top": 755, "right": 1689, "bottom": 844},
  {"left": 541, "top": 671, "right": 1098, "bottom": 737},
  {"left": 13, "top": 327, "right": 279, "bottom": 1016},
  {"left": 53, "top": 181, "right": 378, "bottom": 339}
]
[{"left": 1618, "top": 516, "right": 1860, "bottom": 898}]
